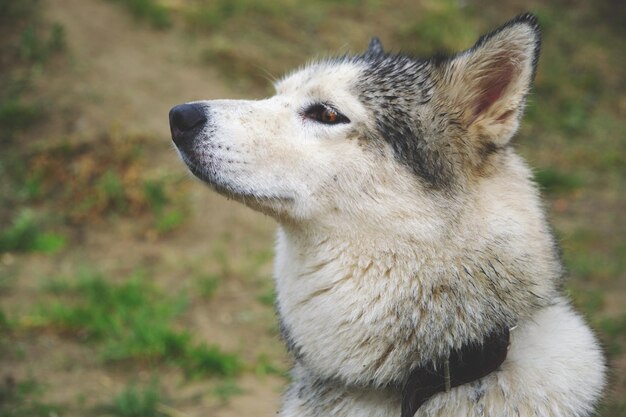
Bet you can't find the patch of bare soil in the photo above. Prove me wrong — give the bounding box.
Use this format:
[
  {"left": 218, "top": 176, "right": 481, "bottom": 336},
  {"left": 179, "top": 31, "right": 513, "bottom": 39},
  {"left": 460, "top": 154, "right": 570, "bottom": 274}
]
[{"left": 41, "top": 0, "right": 243, "bottom": 140}]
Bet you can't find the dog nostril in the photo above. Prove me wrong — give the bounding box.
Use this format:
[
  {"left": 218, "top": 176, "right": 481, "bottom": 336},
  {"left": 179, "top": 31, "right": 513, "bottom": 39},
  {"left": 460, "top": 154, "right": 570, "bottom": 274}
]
[{"left": 169, "top": 103, "right": 207, "bottom": 134}]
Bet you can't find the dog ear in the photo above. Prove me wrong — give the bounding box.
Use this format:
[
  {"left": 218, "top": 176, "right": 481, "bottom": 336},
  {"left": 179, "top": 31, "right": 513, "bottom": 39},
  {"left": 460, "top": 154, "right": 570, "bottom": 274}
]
[
  {"left": 434, "top": 13, "right": 540, "bottom": 146},
  {"left": 365, "top": 37, "right": 385, "bottom": 56}
]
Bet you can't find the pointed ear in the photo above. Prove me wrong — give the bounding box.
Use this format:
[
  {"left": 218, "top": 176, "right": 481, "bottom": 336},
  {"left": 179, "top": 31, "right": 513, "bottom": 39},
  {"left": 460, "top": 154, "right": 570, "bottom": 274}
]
[
  {"left": 364, "top": 37, "right": 384, "bottom": 57},
  {"left": 434, "top": 13, "right": 540, "bottom": 146}
]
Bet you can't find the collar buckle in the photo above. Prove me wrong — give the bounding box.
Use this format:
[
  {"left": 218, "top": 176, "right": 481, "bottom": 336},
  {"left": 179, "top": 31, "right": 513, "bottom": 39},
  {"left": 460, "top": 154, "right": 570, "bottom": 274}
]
[{"left": 443, "top": 358, "right": 451, "bottom": 392}]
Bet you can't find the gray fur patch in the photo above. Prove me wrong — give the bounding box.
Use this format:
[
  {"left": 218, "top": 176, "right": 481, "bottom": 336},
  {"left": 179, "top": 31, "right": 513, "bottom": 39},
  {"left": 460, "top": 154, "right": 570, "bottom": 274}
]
[{"left": 351, "top": 52, "right": 460, "bottom": 188}]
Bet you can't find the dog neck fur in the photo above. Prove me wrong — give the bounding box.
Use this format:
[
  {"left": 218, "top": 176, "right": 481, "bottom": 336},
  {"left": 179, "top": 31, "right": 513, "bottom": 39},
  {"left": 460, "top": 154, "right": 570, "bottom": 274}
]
[{"left": 274, "top": 147, "right": 562, "bottom": 386}]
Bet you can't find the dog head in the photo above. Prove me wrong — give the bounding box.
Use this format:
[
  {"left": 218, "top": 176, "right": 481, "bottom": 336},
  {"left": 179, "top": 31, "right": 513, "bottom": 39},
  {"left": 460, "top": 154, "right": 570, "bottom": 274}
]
[{"left": 170, "top": 14, "right": 540, "bottom": 233}]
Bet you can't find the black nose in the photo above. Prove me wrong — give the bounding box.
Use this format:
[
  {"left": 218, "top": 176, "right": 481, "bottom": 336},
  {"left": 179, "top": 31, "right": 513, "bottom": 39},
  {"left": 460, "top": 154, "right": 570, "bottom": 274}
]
[{"left": 169, "top": 103, "right": 207, "bottom": 145}]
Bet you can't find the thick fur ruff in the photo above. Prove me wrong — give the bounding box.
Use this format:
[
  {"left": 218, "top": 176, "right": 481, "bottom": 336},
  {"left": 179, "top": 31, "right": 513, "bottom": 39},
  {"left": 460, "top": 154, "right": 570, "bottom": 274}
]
[{"left": 170, "top": 13, "right": 606, "bottom": 417}]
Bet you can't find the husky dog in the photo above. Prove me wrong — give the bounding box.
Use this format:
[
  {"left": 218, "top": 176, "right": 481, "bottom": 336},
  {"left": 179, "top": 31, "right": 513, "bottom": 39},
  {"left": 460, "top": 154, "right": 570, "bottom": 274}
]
[{"left": 169, "top": 13, "right": 605, "bottom": 417}]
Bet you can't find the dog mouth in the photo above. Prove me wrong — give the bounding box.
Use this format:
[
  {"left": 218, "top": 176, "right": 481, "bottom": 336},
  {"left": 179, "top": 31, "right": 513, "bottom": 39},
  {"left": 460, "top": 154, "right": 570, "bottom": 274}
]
[
  {"left": 177, "top": 148, "right": 293, "bottom": 204},
  {"left": 177, "top": 149, "right": 227, "bottom": 192}
]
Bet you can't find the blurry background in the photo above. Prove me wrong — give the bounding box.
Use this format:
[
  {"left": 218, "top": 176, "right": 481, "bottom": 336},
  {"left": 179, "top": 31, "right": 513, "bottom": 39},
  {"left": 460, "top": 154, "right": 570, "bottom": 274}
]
[{"left": 0, "top": 0, "right": 624, "bottom": 416}]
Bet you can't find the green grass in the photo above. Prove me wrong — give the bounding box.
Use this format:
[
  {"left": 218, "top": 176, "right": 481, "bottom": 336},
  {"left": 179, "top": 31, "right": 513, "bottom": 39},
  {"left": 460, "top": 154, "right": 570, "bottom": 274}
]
[
  {"left": 32, "top": 270, "right": 242, "bottom": 377},
  {"left": 182, "top": 1, "right": 287, "bottom": 32},
  {"left": 597, "top": 314, "right": 626, "bottom": 356},
  {"left": 565, "top": 252, "right": 619, "bottom": 283},
  {"left": 182, "top": 343, "right": 242, "bottom": 378},
  {"left": 257, "top": 287, "right": 276, "bottom": 307},
  {"left": 154, "top": 209, "right": 185, "bottom": 234},
  {"left": 212, "top": 379, "right": 244, "bottom": 404},
  {"left": 0, "top": 308, "right": 10, "bottom": 346},
  {"left": 108, "top": 0, "right": 171, "bottom": 28},
  {"left": 144, "top": 179, "right": 188, "bottom": 234},
  {"left": 0, "top": 209, "right": 66, "bottom": 253},
  {"left": 568, "top": 286, "right": 605, "bottom": 317},
  {"left": 19, "top": 23, "right": 65, "bottom": 62},
  {"left": 143, "top": 180, "right": 169, "bottom": 214},
  {"left": 195, "top": 274, "right": 221, "bottom": 299},
  {"left": 96, "top": 170, "right": 129, "bottom": 213},
  {"left": 0, "top": 0, "right": 68, "bottom": 246},
  {"left": 0, "top": 99, "right": 41, "bottom": 135},
  {"left": 533, "top": 167, "right": 584, "bottom": 195},
  {"left": 395, "top": 0, "right": 478, "bottom": 54},
  {"left": 37, "top": 271, "right": 188, "bottom": 361},
  {"left": 598, "top": 400, "right": 626, "bottom": 417},
  {"left": 107, "top": 381, "right": 164, "bottom": 417},
  {"left": 0, "top": 374, "right": 61, "bottom": 417},
  {"left": 254, "top": 353, "right": 287, "bottom": 378},
  {"left": 6, "top": 134, "right": 188, "bottom": 225},
  {"left": 559, "top": 228, "right": 624, "bottom": 284},
  {"left": 0, "top": 0, "right": 65, "bottom": 140}
]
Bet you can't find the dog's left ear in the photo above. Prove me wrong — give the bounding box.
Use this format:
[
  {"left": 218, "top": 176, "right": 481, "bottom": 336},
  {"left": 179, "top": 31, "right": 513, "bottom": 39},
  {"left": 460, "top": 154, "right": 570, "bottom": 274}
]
[
  {"left": 434, "top": 13, "right": 540, "bottom": 146},
  {"left": 365, "top": 37, "right": 385, "bottom": 57}
]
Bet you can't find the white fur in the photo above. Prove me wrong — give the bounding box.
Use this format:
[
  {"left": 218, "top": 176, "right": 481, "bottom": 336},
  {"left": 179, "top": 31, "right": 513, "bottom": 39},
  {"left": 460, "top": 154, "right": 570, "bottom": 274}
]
[{"left": 173, "top": 17, "right": 606, "bottom": 417}]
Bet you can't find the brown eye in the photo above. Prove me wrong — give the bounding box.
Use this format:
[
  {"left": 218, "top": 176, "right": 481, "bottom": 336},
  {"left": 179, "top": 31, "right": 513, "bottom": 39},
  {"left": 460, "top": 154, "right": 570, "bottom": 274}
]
[
  {"left": 303, "top": 103, "right": 350, "bottom": 125},
  {"left": 322, "top": 108, "right": 337, "bottom": 123}
]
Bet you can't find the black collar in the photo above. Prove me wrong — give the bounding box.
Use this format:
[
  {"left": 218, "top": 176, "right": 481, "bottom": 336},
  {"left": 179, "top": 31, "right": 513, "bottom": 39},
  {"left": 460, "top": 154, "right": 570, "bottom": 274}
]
[{"left": 401, "top": 327, "right": 511, "bottom": 417}]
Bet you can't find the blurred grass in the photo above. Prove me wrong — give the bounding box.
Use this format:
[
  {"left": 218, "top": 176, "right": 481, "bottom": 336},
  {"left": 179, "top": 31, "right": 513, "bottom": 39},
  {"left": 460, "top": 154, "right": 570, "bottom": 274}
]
[
  {"left": 108, "top": 0, "right": 171, "bottom": 28},
  {"left": 106, "top": 381, "right": 165, "bottom": 417},
  {"left": 212, "top": 379, "right": 244, "bottom": 404},
  {"left": 0, "top": 209, "right": 65, "bottom": 253},
  {"left": 0, "top": 0, "right": 65, "bottom": 143},
  {"left": 533, "top": 168, "right": 584, "bottom": 195},
  {"left": 0, "top": 0, "right": 624, "bottom": 414},
  {"left": 0, "top": 374, "right": 60, "bottom": 417},
  {"left": 28, "top": 270, "right": 243, "bottom": 377}
]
